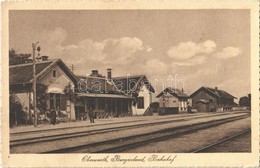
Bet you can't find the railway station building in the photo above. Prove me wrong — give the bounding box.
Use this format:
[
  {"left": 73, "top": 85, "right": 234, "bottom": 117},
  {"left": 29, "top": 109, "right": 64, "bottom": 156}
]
[{"left": 9, "top": 58, "right": 155, "bottom": 124}]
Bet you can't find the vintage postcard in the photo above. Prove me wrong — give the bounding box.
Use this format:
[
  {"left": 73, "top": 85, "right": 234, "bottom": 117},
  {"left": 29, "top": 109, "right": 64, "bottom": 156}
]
[{"left": 1, "top": 0, "right": 259, "bottom": 167}]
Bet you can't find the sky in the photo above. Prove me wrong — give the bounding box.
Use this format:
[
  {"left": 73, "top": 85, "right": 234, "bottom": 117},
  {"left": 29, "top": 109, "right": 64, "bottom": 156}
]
[{"left": 9, "top": 10, "right": 251, "bottom": 100}]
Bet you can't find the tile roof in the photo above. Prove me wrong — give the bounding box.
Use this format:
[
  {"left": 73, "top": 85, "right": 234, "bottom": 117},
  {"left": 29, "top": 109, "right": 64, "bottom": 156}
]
[
  {"left": 113, "top": 75, "right": 155, "bottom": 93},
  {"left": 76, "top": 74, "right": 155, "bottom": 96},
  {"left": 9, "top": 60, "right": 54, "bottom": 85},
  {"left": 156, "top": 87, "right": 189, "bottom": 98},
  {"left": 9, "top": 59, "right": 78, "bottom": 85},
  {"left": 190, "top": 86, "right": 236, "bottom": 99},
  {"left": 77, "top": 76, "right": 122, "bottom": 94},
  {"left": 204, "top": 87, "right": 236, "bottom": 99}
]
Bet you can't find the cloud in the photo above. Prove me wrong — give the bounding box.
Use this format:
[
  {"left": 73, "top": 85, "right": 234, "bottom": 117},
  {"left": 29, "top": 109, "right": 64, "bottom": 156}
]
[
  {"left": 143, "top": 58, "right": 168, "bottom": 76},
  {"left": 65, "top": 36, "right": 145, "bottom": 64},
  {"left": 63, "top": 39, "right": 106, "bottom": 63},
  {"left": 214, "top": 47, "right": 242, "bottom": 60},
  {"left": 41, "top": 28, "right": 146, "bottom": 62},
  {"left": 47, "top": 27, "right": 67, "bottom": 44},
  {"left": 38, "top": 27, "right": 68, "bottom": 57},
  {"left": 40, "top": 28, "right": 150, "bottom": 75},
  {"left": 103, "top": 37, "right": 145, "bottom": 63},
  {"left": 171, "top": 55, "right": 206, "bottom": 66},
  {"left": 145, "top": 46, "right": 152, "bottom": 52},
  {"left": 167, "top": 40, "right": 216, "bottom": 60}
]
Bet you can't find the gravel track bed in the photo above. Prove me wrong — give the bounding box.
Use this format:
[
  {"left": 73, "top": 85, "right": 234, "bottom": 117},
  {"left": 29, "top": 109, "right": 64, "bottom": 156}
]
[
  {"left": 10, "top": 113, "right": 248, "bottom": 153},
  {"left": 199, "top": 131, "right": 251, "bottom": 152},
  {"left": 122, "top": 117, "right": 250, "bottom": 153}
]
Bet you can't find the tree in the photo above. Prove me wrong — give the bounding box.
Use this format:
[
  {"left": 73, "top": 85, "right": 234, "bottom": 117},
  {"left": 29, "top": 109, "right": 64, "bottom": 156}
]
[
  {"left": 36, "top": 84, "right": 48, "bottom": 113},
  {"left": 9, "top": 49, "right": 32, "bottom": 65},
  {"left": 9, "top": 93, "right": 27, "bottom": 127},
  {"left": 64, "top": 83, "right": 76, "bottom": 120},
  {"left": 64, "top": 83, "right": 75, "bottom": 102}
]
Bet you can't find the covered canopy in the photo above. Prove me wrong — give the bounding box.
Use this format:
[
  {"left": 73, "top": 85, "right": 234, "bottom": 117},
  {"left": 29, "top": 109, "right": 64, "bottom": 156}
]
[{"left": 77, "top": 93, "right": 131, "bottom": 99}]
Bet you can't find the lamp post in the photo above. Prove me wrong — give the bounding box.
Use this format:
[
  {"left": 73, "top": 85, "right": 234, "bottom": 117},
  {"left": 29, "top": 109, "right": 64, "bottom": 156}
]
[{"left": 32, "top": 42, "right": 40, "bottom": 127}]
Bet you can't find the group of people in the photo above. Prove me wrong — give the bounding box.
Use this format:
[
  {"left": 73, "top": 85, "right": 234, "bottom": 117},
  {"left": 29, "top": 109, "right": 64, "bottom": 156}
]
[{"left": 49, "top": 107, "right": 96, "bottom": 125}]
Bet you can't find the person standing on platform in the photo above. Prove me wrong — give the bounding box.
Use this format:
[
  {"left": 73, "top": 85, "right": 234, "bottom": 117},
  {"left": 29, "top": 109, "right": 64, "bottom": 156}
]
[
  {"left": 50, "top": 109, "right": 57, "bottom": 125},
  {"left": 89, "top": 106, "right": 95, "bottom": 123}
]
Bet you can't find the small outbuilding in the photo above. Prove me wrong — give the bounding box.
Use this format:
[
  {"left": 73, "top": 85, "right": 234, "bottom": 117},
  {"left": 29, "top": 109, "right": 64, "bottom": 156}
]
[{"left": 156, "top": 87, "right": 189, "bottom": 115}]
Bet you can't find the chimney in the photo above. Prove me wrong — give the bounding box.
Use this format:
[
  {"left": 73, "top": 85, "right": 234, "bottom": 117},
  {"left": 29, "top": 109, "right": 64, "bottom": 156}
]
[
  {"left": 107, "top": 68, "right": 112, "bottom": 79},
  {"left": 91, "top": 70, "right": 99, "bottom": 77},
  {"left": 215, "top": 87, "right": 218, "bottom": 92},
  {"left": 41, "top": 56, "right": 49, "bottom": 61}
]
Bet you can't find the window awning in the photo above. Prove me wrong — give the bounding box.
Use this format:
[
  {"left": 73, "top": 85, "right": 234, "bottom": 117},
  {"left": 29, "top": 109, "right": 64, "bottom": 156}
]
[
  {"left": 77, "top": 93, "right": 131, "bottom": 99},
  {"left": 47, "top": 87, "right": 64, "bottom": 94}
]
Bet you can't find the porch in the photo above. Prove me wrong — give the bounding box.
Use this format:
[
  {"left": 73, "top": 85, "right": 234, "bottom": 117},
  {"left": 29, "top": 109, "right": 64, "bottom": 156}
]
[{"left": 76, "top": 93, "right": 133, "bottom": 119}]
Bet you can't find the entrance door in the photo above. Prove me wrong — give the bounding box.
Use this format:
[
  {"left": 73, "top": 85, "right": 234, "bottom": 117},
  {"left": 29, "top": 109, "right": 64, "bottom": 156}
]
[{"left": 196, "top": 102, "right": 209, "bottom": 112}]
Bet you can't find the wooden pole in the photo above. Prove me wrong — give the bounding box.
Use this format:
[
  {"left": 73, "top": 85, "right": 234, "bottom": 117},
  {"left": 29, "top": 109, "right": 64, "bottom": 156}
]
[{"left": 32, "top": 42, "right": 38, "bottom": 127}]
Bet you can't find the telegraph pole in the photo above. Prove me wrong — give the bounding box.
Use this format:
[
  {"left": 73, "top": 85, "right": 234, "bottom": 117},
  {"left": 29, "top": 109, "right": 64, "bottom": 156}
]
[{"left": 32, "top": 42, "right": 40, "bottom": 127}]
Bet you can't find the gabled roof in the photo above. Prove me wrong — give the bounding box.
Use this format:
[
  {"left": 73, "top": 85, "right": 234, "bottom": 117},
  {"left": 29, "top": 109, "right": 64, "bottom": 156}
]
[
  {"left": 190, "top": 86, "right": 236, "bottom": 99},
  {"left": 76, "top": 75, "right": 123, "bottom": 95},
  {"left": 9, "top": 59, "right": 78, "bottom": 85},
  {"left": 156, "top": 87, "right": 189, "bottom": 98},
  {"left": 112, "top": 75, "right": 155, "bottom": 93}
]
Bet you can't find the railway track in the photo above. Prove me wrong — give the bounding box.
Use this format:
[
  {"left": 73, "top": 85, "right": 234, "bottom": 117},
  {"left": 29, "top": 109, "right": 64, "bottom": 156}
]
[
  {"left": 10, "top": 112, "right": 249, "bottom": 147},
  {"left": 192, "top": 129, "right": 251, "bottom": 153},
  {"left": 10, "top": 111, "right": 248, "bottom": 136},
  {"left": 41, "top": 113, "right": 249, "bottom": 153}
]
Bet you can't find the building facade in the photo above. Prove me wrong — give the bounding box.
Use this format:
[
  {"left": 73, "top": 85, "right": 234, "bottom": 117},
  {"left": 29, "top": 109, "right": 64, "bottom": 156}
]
[
  {"left": 113, "top": 75, "right": 155, "bottom": 116},
  {"left": 156, "top": 87, "right": 189, "bottom": 114},
  {"left": 190, "top": 87, "right": 236, "bottom": 112},
  {"left": 76, "top": 70, "right": 155, "bottom": 119},
  {"left": 9, "top": 58, "right": 79, "bottom": 123},
  {"left": 10, "top": 59, "right": 155, "bottom": 124},
  {"left": 75, "top": 70, "right": 132, "bottom": 119}
]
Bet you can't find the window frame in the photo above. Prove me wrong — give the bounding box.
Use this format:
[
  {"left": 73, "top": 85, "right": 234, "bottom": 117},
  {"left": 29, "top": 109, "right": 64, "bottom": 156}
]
[
  {"left": 52, "top": 69, "right": 57, "bottom": 78},
  {"left": 137, "top": 97, "right": 144, "bottom": 109},
  {"left": 49, "top": 93, "right": 66, "bottom": 110}
]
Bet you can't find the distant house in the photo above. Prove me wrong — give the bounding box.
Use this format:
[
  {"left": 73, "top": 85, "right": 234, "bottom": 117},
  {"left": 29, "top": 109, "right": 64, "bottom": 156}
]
[
  {"left": 239, "top": 94, "right": 251, "bottom": 109},
  {"left": 76, "top": 69, "right": 155, "bottom": 118},
  {"left": 156, "top": 87, "right": 189, "bottom": 114},
  {"left": 9, "top": 58, "right": 78, "bottom": 121},
  {"left": 190, "top": 87, "right": 236, "bottom": 112}
]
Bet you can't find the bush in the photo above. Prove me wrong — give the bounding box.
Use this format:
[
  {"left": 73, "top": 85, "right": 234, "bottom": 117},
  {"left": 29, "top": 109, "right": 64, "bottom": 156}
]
[{"left": 9, "top": 94, "right": 28, "bottom": 127}]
